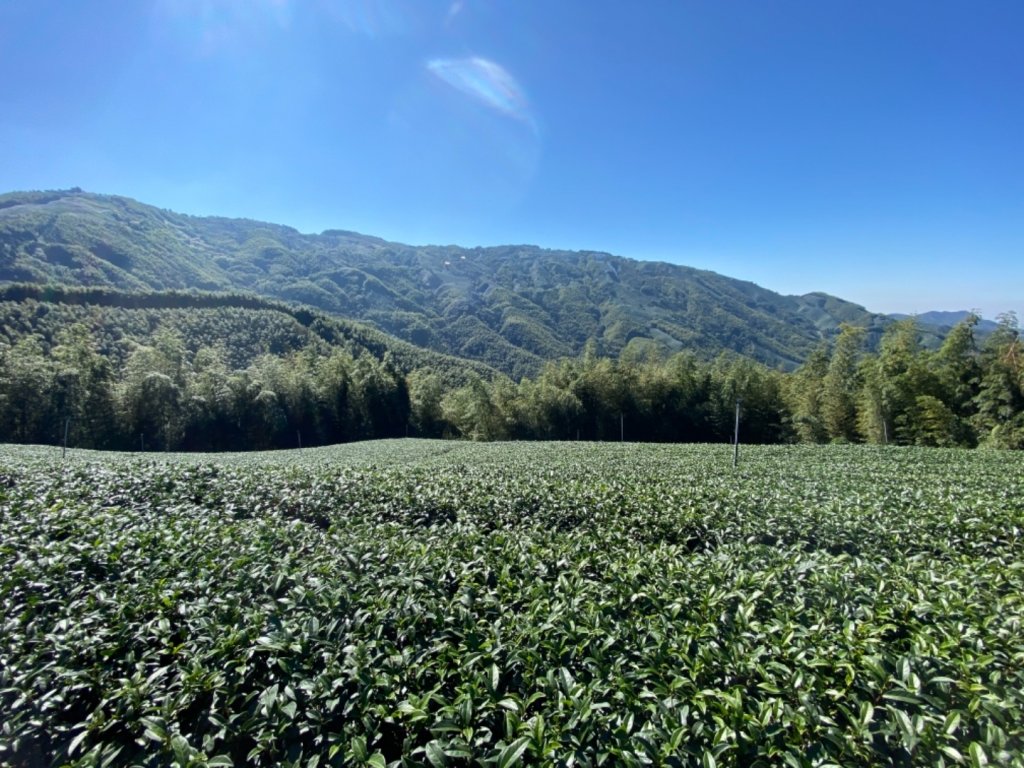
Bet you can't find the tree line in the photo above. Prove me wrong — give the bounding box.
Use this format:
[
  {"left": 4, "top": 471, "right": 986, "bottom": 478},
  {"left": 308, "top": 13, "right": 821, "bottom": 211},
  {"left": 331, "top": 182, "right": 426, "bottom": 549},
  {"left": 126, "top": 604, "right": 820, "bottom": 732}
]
[
  {"left": 0, "top": 326, "right": 409, "bottom": 452},
  {"left": 1, "top": 313, "right": 1021, "bottom": 451}
]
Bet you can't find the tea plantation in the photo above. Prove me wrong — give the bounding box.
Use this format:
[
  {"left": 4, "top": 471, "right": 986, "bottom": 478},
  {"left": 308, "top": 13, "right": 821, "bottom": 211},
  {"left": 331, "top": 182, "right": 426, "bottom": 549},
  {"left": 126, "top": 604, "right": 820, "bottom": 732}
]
[{"left": 2, "top": 441, "right": 1023, "bottom": 767}]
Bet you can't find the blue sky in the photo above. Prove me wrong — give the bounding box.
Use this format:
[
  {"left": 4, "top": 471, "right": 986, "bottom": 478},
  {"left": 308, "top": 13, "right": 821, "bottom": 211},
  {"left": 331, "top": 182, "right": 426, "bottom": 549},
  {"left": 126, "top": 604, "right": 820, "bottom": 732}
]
[{"left": 1, "top": 1, "right": 1021, "bottom": 320}]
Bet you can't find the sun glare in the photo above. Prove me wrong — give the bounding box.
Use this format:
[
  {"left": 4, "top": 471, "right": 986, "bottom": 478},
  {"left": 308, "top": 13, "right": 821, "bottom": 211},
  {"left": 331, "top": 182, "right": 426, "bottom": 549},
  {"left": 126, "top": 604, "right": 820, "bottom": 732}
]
[{"left": 427, "top": 56, "right": 536, "bottom": 130}]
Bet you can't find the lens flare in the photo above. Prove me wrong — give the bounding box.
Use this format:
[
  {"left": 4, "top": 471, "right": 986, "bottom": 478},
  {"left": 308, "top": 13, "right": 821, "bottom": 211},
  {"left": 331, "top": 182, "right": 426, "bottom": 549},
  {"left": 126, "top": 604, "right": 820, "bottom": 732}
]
[{"left": 427, "top": 57, "right": 535, "bottom": 130}]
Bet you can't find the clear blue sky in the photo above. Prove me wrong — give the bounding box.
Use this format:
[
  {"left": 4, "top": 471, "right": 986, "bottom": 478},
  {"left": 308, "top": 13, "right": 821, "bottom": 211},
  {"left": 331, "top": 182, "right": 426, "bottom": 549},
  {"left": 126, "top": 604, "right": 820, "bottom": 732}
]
[{"left": 1, "top": 1, "right": 1021, "bottom": 320}]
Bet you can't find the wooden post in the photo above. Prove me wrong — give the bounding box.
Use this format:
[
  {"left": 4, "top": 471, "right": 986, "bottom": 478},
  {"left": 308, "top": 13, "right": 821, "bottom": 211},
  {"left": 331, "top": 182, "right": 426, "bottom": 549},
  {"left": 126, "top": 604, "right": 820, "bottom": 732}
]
[
  {"left": 733, "top": 398, "right": 741, "bottom": 468},
  {"left": 620, "top": 413, "right": 624, "bottom": 443},
  {"left": 62, "top": 417, "right": 70, "bottom": 460}
]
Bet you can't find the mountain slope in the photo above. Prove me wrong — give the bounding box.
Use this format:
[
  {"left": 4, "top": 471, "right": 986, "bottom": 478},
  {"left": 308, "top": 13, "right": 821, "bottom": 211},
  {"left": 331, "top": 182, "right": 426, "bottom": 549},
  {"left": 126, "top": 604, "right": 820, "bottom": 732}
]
[
  {"left": 0, "top": 284, "right": 496, "bottom": 386},
  {"left": 1, "top": 188, "right": 908, "bottom": 375}
]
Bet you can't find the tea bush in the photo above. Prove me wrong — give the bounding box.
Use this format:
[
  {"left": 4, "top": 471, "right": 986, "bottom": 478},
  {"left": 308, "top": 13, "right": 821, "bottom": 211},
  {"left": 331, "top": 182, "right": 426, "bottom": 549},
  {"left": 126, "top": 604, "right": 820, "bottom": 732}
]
[{"left": 1, "top": 441, "right": 1022, "bottom": 766}]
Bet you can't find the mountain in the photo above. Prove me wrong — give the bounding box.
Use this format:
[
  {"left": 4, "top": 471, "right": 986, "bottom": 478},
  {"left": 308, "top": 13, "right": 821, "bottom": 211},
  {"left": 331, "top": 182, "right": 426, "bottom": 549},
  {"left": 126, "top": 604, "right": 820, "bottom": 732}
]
[
  {"left": 890, "top": 311, "right": 1000, "bottom": 335},
  {"left": 1, "top": 188, "right": 928, "bottom": 376}
]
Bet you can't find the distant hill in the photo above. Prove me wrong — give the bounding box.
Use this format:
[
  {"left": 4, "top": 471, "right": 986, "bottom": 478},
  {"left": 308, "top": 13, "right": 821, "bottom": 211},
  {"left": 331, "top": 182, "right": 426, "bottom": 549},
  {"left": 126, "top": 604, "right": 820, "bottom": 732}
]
[
  {"left": 0, "top": 188, "right": 949, "bottom": 375},
  {"left": 889, "top": 311, "right": 1000, "bottom": 335}
]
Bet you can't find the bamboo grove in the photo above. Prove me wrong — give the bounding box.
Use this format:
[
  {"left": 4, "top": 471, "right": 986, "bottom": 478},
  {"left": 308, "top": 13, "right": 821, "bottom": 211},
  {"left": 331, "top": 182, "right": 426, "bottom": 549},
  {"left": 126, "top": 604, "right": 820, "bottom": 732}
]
[{"left": 1, "top": 312, "right": 1021, "bottom": 451}]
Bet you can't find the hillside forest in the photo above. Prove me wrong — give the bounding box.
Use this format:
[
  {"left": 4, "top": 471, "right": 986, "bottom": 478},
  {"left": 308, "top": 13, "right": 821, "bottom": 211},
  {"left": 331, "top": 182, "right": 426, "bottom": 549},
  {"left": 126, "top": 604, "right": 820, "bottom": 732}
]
[
  {"left": 1, "top": 291, "right": 1021, "bottom": 452},
  {"left": 0, "top": 189, "right": 931, "bottom": 376}
]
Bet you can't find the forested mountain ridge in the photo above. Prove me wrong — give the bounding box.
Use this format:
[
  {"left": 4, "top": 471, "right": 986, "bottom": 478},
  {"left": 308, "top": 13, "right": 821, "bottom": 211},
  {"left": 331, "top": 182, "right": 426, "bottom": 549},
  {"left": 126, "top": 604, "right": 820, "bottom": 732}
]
[
  {"left": 1, "top": 263, "right": 1020, "bottom": 452},
  {"left": 0, "top": 283, "right": 496, "bottom": 384},
  {"left": 0, "top": 188, "right": 926, "bottom": 376}
]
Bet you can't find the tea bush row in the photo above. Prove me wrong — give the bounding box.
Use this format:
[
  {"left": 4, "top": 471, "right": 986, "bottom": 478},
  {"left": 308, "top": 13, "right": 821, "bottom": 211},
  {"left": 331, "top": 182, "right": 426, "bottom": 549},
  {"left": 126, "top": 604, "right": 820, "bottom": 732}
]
[{"left": 1, "top": 441, "right": 1022, "bottom": 766}]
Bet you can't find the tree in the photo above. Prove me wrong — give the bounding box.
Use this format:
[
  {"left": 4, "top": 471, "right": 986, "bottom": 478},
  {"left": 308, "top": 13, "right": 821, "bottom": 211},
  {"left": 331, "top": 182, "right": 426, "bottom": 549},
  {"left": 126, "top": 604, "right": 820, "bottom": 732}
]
[
  {"left": 710, "top": 354, "right": 792, "bottom": 444},
  {"left": 408, "top": 370, "right": 446, "bottom": 437},
  {"left": 571, "top": 355, "right": 627, "bottom": 440},
  {"left": 936, "top": 314, "right": 981, "bottom": 416},
  {"left": 973, "top": 312, "right": 1024, "bottom": 448},
  {"left": 442, "top": 375, "right": 503, "bottom": 440},
  {"left": 249, "top": 388, "right": 288, "bottom": 449},
  {"left": 122, "top": 371, "right": 182, "bottom": 450},
  {"left": 183, "top": 346, "right": 233, "bottom": 451},
  {"left": 821, "top": 325, "right": 865, "bottom": 442},
  {"left": 254, "top": 352, "right": 318, "bottom": 447},
  {"left": 663, "top": 352, "right": 715, "bottom": 442},
  {"left": 120, "top": 333, "right": 191, "bottom": 450},
  {"left": 349, "top": 354, "right": 410, "bottom": 439},
  {"left": 0, "top": 337, "right": 55, "bottom": 443},
  {"left": 316, "top": 349, "right": 355, "bottom": 444},
  {"left": 521, "top": 379, "right": 583, "bottom": 439},
  {"left": 51, "top": 324, "right": 117, "bottom": 448},
  {"left": 910, "top": 395, "right": 958, "bottom": 447},
  {"left": 789, "top": 344, "right": 830, "bottom": 443}
]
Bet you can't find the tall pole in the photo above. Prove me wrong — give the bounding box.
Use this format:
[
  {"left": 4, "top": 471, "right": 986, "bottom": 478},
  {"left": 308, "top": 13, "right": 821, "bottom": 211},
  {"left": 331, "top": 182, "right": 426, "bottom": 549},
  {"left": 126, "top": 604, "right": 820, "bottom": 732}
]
[
  {"left": 62, "top": 417, "right": 70, "bottom": 460},
  {"left": 733, "top": 398, "right": 741, "bottom": 468},
  {"left": 620, "top": 413, "right": 624, "bottom": 443}
]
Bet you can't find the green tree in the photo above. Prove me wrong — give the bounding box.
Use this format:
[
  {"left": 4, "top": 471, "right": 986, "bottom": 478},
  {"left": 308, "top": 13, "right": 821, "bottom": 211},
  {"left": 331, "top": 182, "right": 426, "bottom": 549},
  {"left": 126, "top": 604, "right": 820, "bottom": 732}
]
[
  {"left": 442, "top": 375, "right": 503, "bottom": 440},
  {"left": 349, "top": 354, "right": 410, "bottom": 439},
  {"left": 571, "top": 354, "right": 628, "bottom": 440},
  {"left": 821, "top": 325, "right": 865, "bottom": 442},
  {"left": 408, "top": 370, "right": 446, "bottom": 437},
  {"left": 119, "top": 332, "right": 191, "bottom": 450},
  {"left": 937, "top": 314, "right": 981, "bottom": 414},
  {"left": 315, "top": 349, "right": 354, "bottom": 444},
  {"left": 249, "top": 388, "right": 288, "bottom": 449},
  {"left": 122, "top": 372, "right": 182, "bottom": 450},
  {"left": 0, "top": 337, "right": 55, "bottom": 443},
  {"left": 183, "top": 346, "right": 233, "bottom": 451},
  {"left": 51, "top": 324, "right": 117, "bottom": 448},
  {"left": 910, "top": 395, "right": 958, "bottom": 447},
  {"left": 710, "top": 354, "right": 792, "bottom": 444},
  {"left": 789, "top": 344, "right": 830, "bottom": 443},
  {"left": 662, "top": 352, "right": 715, "bottom": 442},
  {"left": 973, "top": 312, "right": 1024, "bottom": 448}
]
